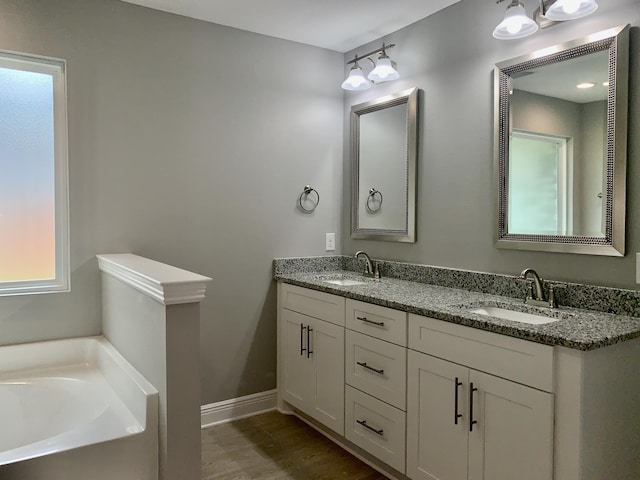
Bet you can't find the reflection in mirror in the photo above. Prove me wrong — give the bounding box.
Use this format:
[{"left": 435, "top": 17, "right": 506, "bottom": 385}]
[
  {"left": 359, "top": 103, "right": 406, "bottom": 230},
  {"left": 510, "top": 50, "right": 608, "bottom": 237},
  {"left": 494, "top": 25, "right": 629, "bottom": 256},
  {"left": 351, "top": 88, "right": 418, "bottom": 242}
]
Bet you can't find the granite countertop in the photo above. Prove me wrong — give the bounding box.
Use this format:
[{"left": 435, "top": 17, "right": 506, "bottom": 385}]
[{"left": 275, "top": 270, "right": 640, "bottom": 351}]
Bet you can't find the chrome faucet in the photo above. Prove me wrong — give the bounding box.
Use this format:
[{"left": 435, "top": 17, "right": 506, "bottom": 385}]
[
  {"left": 355, "top": 251, "right": 380, "bottom": 279},
  {"left": 519, "top": 268, "right": 548, "bottom": 307}
]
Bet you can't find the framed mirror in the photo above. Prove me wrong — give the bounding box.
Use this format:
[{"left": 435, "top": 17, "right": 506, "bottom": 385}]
[
  {"left": 494, "top": 25, "right": 629, "bottom": 256},
  {"left": 351, "top": 87, "right": 418, "bottom": 242}
]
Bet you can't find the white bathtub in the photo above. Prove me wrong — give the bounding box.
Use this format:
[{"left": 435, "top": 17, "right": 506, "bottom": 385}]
[{"left": 0, "top": 336, "right": 158, "bottom": 480}]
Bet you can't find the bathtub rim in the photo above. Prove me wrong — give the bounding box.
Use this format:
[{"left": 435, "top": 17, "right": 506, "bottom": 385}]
[{"left": 0, "top": 335, "right": 159, "bottom": 466}]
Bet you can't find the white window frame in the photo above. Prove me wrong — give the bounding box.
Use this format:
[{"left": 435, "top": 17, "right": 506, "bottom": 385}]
[{"left": 0, "top": 50, "right": 70, "bottom": 296}]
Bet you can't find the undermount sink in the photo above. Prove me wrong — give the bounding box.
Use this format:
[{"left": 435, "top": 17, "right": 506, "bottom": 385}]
[
  {"left": 467, "top": 306, "right": 560, "bottom": 325},
  {"left": 323, "top": 278, "right": 367, "bottom": 286}
]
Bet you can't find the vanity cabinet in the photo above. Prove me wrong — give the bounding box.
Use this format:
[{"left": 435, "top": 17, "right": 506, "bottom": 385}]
[
  {"left": 406, "top": 315, "right": 554, "bottom": 480},
  {"left": 277, "top": 282, "right": 640, "bottom": 480},
  {"left": 279, "top": 283, "right": 345, "bottom": 435}
]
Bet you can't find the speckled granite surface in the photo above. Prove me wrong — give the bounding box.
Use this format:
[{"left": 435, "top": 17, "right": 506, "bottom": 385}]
[
  {"left": 274, "top": 256, "right": 640, "bottom": 316},
  {"left": 273, "top": 257, "right": 640, "bottom": 351}
]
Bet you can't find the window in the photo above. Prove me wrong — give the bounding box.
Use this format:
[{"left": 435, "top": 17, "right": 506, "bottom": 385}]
[
  {"left": 0, "top": 51, "right": 69, "bottom": 295},
  {"left": 508, "top": 130, "right": 571, "bottom": 236}
]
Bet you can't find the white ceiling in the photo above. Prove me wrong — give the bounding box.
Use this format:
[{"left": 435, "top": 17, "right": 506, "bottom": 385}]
[
  {"left": 120, "top": 0, "right": 461, "bottom": 53},
  {"left": 514, "top": 50, "right": 610, "bottom": 103}
]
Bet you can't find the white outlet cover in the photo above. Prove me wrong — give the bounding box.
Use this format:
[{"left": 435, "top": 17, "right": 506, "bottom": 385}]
[{"left": 325, "top": 233, "right": 336, "bottom": 251}]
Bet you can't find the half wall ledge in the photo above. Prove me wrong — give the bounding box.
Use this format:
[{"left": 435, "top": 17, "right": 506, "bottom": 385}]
[{"left": 97, "top": 253, "right": 212, "bottom": 305}]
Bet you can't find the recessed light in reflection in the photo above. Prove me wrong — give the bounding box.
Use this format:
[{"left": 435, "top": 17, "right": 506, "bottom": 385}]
[
  {"left": 577, "top": 82, "right": 595, "bottom": 89},
  {"left": 602, "top": 81, "right": 609, "bottom": 87}
]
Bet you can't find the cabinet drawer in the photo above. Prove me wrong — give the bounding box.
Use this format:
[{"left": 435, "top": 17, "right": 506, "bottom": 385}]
[
  {"left": 346, "top": 299, "right": 407, "bottom": 346},
  {"left": 346, "top": 330, "right": 407, "bottom": 410},
  {"left": 345, "top": 385, "right": 406, "bottom": 474},
  {"left": 408, "top": 314, "right": 554, "bottom": 392},
  {"left": 280, "top": 283, "right": 345, "bottom": 326}
]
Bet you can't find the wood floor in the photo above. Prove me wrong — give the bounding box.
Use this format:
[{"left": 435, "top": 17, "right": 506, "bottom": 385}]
[{"left": 201, "top": 411, "right": 388, "bottom": 480}]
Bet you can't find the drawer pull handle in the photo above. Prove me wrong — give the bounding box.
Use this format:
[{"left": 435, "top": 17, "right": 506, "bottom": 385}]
[
  {"left": 469, "top": 382, "right": 478, "bottom": 432},
  {"left": 356, "top": 419, "right": 384, "bottom": 436},
  {"left": 454, "top": 377, "right": 463, "bottom": 425},
  {"left": 356, "top": 316, "right": 385, "bottom": 327},
  {"left": 307, "top": 327, "right": 313, "bottom": 358},
  {"left": 357, "top": 361, "right": 384, "bottom": 375},
  {"left": 300, "top": 324, "right": 306, "bottom": 356}
]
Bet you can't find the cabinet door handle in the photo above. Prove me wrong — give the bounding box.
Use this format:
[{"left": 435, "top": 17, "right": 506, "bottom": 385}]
[
  {"left": 306, "top": 327, "right": 313, "bottom": 358},
  {"left": 300, "top": 324, "right": 307, "bottom": 356},
  {"left": 469, "top": 382, "right": 478, "bottom": 432},
  {"left": 356, "top": 316, "right": 385, "bottom": 327},
  {"left": 356, "top": 419, "right": 384, "bottom": 436},
  {"left": 454, "top": 377, "right": 463, "bottom": 425},
  {"left": 356, "top": 361, "right": 384, "bottom": 375}
]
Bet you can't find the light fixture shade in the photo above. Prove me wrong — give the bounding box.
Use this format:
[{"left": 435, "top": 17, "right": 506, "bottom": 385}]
[
  {"left": 368, "top": 56, "right": 400, "bottom": 83},
  {"left": 493, "top": 2, "right": 539, "bottom": 40},
  {"left": 341, "top": 65, "right": 372, "bottom": 91},
  {"left": 545, "top": 0, "right": 598, "bottom": 21}
]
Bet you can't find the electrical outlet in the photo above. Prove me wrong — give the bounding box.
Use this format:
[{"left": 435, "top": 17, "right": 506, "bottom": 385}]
[{"left": 325, "top": 233, "right": 336, "bottom": 251}]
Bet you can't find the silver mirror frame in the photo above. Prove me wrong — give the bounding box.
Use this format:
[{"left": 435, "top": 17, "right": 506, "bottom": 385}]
[
  {"left": 494, "top": 25, "right": 629, "bottom": 256},
  {"left": 351, "top": 87, "right": 418, "bottom": 243}
]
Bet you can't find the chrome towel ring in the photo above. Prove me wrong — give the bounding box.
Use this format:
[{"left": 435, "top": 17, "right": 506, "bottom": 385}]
[
  {"left": 366, "top": 188, "right": 383, "bottom": 213},
  {"left": 298, "top": 185, "right": 320, "bottom": 213}
]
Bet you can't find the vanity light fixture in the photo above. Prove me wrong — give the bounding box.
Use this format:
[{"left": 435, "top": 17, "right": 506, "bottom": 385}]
[
  {"left": 493, "top": 0, "right": 599, "bottom": 40},
  {"left": 342, "top": 62, "right": 372, "bottom": 91},
  {"left": 545, "top": 0, "right": 598, "bottom": 21},
  {"left": 493, "top": 1, "right": 539, "bottom": 40},
  {"left": 342, "top": 43, "right": 399, "bottom": 91}
]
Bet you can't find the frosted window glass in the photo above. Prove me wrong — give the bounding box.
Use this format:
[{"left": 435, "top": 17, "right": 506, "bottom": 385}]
[
  {"left": 0, "top": 67, "right": 55, "bottom": 282},
  {"left": 0, "top": 39, "right": 74, "bottom": 298},
  {"left": 509, "top": 135, "right": 561, "bottom": 235}
]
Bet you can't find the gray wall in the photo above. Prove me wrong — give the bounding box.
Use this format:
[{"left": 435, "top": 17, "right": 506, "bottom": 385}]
[
  {"left": 580, "top": 100, "right": 607, "bottom": 234},
  {"left": 0, "top": 0, "right": 344, "bottom": 405},
  {"left": 342, "top": 0, "right": 640, "bottom": 290}
]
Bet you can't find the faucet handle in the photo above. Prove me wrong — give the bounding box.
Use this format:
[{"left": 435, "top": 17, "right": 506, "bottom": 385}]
[
  {"left": 525, "top": 280, "right": 535, "bottom": 301},
  {"left": 517, "top": 278, "right": 535, "bottom": 301},
  {"left": 372, "top": 262, "right": 381, "bottom": 279},
  {"left": 547, "top": 283, "right": 566, "bottom": 309}
]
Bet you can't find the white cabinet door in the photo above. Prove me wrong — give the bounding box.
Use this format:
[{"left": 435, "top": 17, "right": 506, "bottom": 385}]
[
  {"left": 467, "top": 370, "right": 554, "bottom": 480},
  {"left": 407, "top": 350, "right": 469, "bottom": 480},
  {"left": 309, "top": 315, "right": 345, "bottom": 435},
  {"left": 281, "top": 308, "right": 345, "bottom": 435},
  {"left": 280, "top": 309, "right": 315, "bottom": 411},
  {"left": 407, "top": 351, "right": 553, "bottom": 480}
]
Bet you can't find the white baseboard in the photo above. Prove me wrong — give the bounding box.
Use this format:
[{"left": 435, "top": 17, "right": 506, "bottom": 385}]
[{"left": 201, "top": 389, "right": 277, "bottom": 428}]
